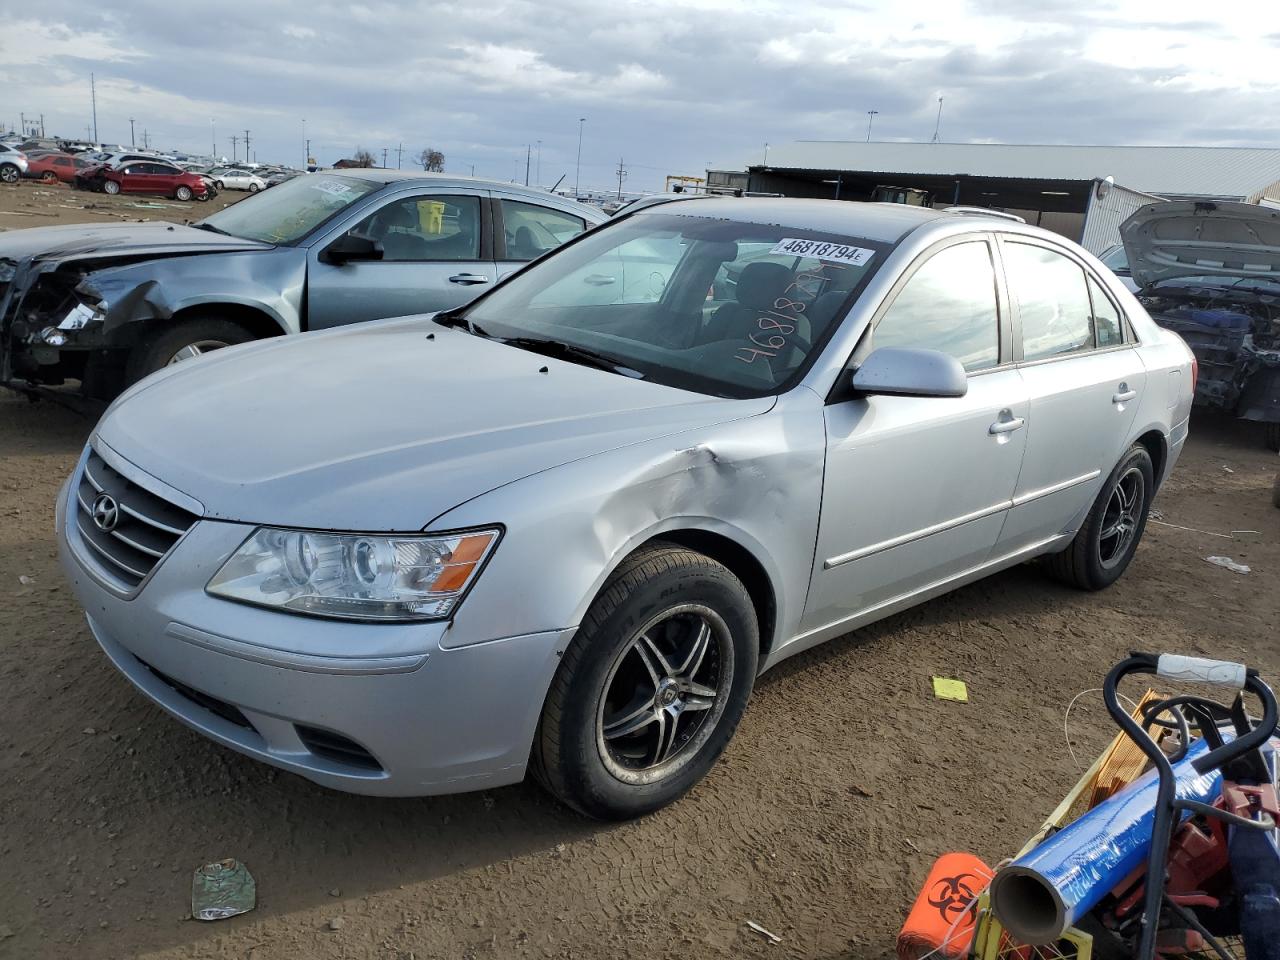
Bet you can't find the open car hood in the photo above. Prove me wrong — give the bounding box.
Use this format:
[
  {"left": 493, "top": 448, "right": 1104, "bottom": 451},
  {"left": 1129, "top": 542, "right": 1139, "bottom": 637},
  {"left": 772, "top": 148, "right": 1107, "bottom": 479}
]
[
  {"left": 0, "top": 221, "right": 269, "bottom": 267},
  {"left": 1121, "top": 200, "right": 1280, "bottom": 289}
]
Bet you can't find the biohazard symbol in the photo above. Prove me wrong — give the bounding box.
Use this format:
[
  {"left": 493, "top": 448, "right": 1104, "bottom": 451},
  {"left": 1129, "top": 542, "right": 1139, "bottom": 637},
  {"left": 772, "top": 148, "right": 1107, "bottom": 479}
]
[{"left": 927, "top": 872, "right": 980, "bottom": 925}]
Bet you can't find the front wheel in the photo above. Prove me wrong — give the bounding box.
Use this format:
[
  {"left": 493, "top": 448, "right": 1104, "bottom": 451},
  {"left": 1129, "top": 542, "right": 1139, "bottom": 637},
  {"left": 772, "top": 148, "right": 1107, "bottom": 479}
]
[
  {"left": 126, "top": 316, "right": 255, "bottom": 384},
  {"left": 531, "top": 543, "right": 758, "bottom": 820},
  {"left": 175, "top": 185, "right": 193, "bottom": 201},
  {"left": 0, "top": 164, "right": 19, "bottom": 184},
  {"left": 1265, "top": 422, "right": 1280, "bottom": 453},
  {"left": 1044, "top": 444, "right": 1155, "bottom": 590},
  {"left": 41, "top": 170, "right": 59, "bottom": 183},
  {"left": 102, "top": 179, "right": 121, "bottom": 195},
  {"left": 248, "top": 182, "right": 260, "bottom": 193}
]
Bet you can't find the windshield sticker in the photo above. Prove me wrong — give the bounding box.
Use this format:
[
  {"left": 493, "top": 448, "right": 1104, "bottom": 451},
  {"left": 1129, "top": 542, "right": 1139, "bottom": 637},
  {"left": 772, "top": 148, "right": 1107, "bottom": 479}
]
[
  {"left": 770, "top": 238, "right": 875, "bottom": 267},
  {"left": 735, "top": 262, "right": 845, "bottom": 366},
  {"left": 58, "top": 303, "right": 98, "bottom": 330}
]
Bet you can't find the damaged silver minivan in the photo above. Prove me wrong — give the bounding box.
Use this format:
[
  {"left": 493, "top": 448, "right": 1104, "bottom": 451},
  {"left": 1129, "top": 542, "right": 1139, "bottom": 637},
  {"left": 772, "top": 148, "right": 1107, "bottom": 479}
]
[{"left": 1123, "top": 200, "right": 1280, "bottom": 449}]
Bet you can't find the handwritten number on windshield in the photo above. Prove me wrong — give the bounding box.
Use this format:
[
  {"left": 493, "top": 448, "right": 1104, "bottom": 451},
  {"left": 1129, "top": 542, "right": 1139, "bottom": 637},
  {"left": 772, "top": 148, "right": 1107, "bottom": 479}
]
[{"left": 735, "top": 262, "right": 846, "bottom": 365}]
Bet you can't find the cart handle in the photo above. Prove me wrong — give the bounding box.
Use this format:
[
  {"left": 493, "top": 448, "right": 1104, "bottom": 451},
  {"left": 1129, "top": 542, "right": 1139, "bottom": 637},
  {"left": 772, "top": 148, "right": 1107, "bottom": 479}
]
[{"left": 1105, "top": 652, "right": 1277, "bottom": 776}]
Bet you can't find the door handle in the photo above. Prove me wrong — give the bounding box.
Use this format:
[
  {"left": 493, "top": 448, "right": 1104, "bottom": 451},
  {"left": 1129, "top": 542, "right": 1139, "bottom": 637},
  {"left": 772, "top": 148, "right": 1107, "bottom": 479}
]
[
  {"left": 1112, "top": 388, "right": 1138, "bottom": 403},
  {"left": 989, "top": 415, "right": 1025, "bottom": 435},
  {"left": 448, "top": 273, "right": 490, "bottom": 285},
  {"left": 583, "top": 274, "right": 617, "bottom": 286}
]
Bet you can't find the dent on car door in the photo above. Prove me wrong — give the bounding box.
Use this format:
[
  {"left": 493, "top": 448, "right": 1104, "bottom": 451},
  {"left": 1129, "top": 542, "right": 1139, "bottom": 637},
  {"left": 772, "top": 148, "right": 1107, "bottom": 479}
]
[
  {"left": 802, "top": 237, "right": 1031, "bottom": 635},
  {"left": 995, "top": 238, "right": 1148, "bottom": 553},
  {"left": 305, "top": 190, "right": 495, "bottom": 330}
]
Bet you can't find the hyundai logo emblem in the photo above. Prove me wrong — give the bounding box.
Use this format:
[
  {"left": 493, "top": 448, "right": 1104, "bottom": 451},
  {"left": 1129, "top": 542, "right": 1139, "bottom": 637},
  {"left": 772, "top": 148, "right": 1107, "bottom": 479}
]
[{"left": 91, "top": 493, "right": 120, "bottom": 533}]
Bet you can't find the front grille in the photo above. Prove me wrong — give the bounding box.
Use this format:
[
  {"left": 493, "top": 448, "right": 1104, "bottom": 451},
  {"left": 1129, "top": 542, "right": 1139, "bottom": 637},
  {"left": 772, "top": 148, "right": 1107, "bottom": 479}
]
[
  {"left": 295, "top": 726, "right": 384, "bottom": 771},
  {"left": 74, "top": 449, "right": 198, "bottom": 590},
  {"left": 140, "top": 659, "right": 253, "bottom": 730}
]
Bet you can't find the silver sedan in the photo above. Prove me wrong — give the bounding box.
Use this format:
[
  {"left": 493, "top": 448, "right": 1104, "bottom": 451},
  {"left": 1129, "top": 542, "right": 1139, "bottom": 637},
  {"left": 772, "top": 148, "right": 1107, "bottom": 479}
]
[{"left": 57, "top": 198, "right": 1195, "bottom": 819}]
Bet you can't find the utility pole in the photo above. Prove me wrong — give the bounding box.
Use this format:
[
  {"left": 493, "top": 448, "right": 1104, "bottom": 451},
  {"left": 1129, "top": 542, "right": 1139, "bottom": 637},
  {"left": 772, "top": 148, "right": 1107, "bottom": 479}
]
[
  {"left": 90, "top": 73, "right": 98, "bottom": 143},
  {"left": 143, "top": 129, "right": 150, "bottom": 150},
  {"left": 39, "top": 114, "right": 45, "bottom": 137},
  {"left": 932, "top": 97, "right": 944, "bottom": 143},
  {"left": 243, "top": 129, "right": 251, "bottom": 162},
  {"left": 396, "top": 142, "right": 403, "bottom": 169},
  {"left": 19, "top": 113, "right": 25, "bottom": 137},
  {"left": 305, "top": 139, "right": 311, "bottom": 168},
  {"left": 524, "top": 144, "right": 531, "bottom": 186},
  {"left": 536, "top": 140, "right": 542, "bottom": 185},
  {"left": 211, "top": 118, "right": 216, "bottom": 157},
  {"left": 574, "top": 117, "right": 586, "bottom": 197},
  {"left": 230, "top": 135, "right": 239, "bottom": 162},
  {"left": 301, "top": 118, "right": 306, "bottom": 168},
  {"left": 866, "top": 109, "right": 878, "bottom": 142},
  {"left": 615, "top": 157, "right": 627, "bottom": 200},
  {"left": 382, "top": 147, "right": 388, "bottom": 168},
  {"left": 129, "top": 117, "right": 136, "bottom": 147}
]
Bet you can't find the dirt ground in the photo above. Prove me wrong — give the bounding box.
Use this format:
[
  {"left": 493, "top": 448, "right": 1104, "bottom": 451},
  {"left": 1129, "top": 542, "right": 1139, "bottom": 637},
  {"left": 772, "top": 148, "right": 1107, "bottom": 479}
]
[
  {"left": 0, "top": 177, "right": 244, "bottom": 233},
  {"left": 1, "top": 180, "right": 1279, "bottom": 959}
]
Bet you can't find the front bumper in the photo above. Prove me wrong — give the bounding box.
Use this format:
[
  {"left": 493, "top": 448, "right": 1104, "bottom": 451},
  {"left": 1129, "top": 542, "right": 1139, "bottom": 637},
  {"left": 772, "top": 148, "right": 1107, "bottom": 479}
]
[{"left": 55, "top": 462, "right": 570, "bottom": 797}]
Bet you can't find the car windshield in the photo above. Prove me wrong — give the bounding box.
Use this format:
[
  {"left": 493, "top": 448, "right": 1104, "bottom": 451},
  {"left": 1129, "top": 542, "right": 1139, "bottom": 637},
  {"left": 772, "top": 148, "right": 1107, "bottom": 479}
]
[
  {"left": 198, "top": 174, "right": 381, "bottom": 244},
  {"left": 461, "top": 212, "right": 889, "bottom": 398},
  {"left": 1100, "top": 245, "right": 1129, "bottom": 271}
]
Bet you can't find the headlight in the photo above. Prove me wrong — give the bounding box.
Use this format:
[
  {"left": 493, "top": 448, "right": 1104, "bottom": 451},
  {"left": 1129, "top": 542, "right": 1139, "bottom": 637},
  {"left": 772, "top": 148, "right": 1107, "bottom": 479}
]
[{"left": 207, "top": 527, "right": 500, "bottom": 621}]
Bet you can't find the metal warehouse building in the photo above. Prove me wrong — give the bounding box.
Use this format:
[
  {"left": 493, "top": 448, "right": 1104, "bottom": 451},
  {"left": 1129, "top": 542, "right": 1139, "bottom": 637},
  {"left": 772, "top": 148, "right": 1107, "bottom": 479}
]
[{"left": 715, "top": 141, "right": 1280, "bottom": 248}]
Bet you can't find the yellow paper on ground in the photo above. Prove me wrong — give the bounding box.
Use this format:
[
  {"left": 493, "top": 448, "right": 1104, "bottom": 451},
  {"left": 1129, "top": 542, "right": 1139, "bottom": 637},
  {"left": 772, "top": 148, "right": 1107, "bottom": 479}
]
[{"left": 932, "top": 677, "right": 969, "bottom": 702}]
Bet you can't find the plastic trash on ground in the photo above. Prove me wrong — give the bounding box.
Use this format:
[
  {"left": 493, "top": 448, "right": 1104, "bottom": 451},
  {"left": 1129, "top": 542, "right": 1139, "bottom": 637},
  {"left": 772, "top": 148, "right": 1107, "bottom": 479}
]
[{"left": 192, "top": 859, "right": 256, "bottom": 921}]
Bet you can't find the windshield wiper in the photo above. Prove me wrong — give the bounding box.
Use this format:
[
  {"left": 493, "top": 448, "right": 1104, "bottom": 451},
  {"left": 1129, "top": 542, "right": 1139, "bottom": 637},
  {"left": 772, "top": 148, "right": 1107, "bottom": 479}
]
[
  {"left": 432, "top": 310, "right": 490, "bottom": 338},
  {"left": 497, "top": 336, "right": 644, "bottom": 378},
  {"left": 193, "top": 222, "right": 232, "bottom": 236}
]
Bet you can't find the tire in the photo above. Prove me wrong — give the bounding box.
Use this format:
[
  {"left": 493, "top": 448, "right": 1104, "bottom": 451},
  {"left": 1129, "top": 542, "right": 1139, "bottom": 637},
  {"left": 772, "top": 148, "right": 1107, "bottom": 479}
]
[
  {"left": 1265, "top": 422, "right": 1280, "bottom": 453},
  {"left": 248, "top": 182, "right": 260, "bottom": 193},
  {"left": 175, "top": 185, "right": 193, "bottom": 201},
  {"left": 1273, "top": 472, "right": 1280, "bottom": 510},
  {"left": 531, "top": 542, "right": 759, "bottom": 820},
  {"left": 0, "top": 164, "right": 18, "bottom": 184},
  {"left": 41, "top": 170, "right": 58, "bottom": 183},
  {"left": 1044, "top": 444, "right": 1155, "bottom": 590},
  {"left": 102, "top": 179, "right": 120, "bottom": 195},
  {"left": 126, "top": 316, "right": 255, "bottom": 384}
]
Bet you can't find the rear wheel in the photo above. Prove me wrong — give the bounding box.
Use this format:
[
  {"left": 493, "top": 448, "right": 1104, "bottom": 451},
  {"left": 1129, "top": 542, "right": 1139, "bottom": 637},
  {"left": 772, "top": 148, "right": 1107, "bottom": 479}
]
[
  {"left": 175, "top": 185, "right": 193, "bottom": 201},
  {"left": 531, "top": 542, "right": 758, "bottom": 820},
  {"left": 1044, "top": 444, "right": 1155, "bottom": 590},
  {"left": 126, "top": 316, "right": 255, "bottom": 384},
  {"left": 41, "top": 170, "right": 59, "bottom": 183},
  {"left": 102, "top": 179, "right": 120, "bottom": 195}
]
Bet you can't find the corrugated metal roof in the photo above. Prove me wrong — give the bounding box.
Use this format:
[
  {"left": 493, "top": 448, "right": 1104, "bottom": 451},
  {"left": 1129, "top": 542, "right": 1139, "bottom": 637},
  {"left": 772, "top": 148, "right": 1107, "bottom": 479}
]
[{"left": 756, "top": 142, "right": 1280, "bottom": 199}]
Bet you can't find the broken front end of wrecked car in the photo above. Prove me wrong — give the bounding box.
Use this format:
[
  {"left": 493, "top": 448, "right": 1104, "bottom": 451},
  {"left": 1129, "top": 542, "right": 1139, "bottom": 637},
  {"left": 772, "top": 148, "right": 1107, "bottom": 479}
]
[
  {"left": 0, "top": 222, "right": 296, "bottom": 399},
  {"left": 1122, "top": 200, "right": 1280, "bottom": 449}
]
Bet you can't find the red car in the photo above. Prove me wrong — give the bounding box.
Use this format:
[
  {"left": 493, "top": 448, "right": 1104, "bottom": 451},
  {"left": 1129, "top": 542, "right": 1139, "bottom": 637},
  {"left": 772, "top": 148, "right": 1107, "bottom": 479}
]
[
  {"left": 24, "top": 152, "right": 90, "bottom": 184},
  {"left": 96, "top": 161, "right": 209, "bottom": 201}
]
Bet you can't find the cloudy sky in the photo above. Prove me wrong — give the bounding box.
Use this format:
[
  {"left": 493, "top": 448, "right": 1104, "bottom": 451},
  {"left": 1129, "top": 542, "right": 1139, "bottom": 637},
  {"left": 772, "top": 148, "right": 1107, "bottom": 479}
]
[{"left": 1, "top": 0, "right": 1277, "bottom": 192}]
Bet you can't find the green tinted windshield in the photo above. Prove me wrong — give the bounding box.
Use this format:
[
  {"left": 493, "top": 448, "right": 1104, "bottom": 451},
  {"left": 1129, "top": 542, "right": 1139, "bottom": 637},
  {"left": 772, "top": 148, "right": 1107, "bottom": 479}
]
[
  {"left": 462, "top": 212, "right": 888, "bottom": 398},
  {"left": 199, "top": 174, "right": 380, "bottom": 244}
]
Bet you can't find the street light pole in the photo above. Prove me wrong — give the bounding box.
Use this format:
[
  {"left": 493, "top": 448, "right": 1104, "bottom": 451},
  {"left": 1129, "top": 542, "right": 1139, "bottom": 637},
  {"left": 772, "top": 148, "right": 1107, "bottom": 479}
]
[
  {"left": 129, "top": 117, "right": 136, "bottom": 147},
  {"left": 574, "top": 117, "right": 586, "bottom": 197},
  {"left": 536, "top": 139, "right": 542, "bottom": 185},
  {"left": 866, "top": 110, "right": 879, "bottom": 142},
  {"left": 211, "top": 118, "right": 216, "bottom": 157}
]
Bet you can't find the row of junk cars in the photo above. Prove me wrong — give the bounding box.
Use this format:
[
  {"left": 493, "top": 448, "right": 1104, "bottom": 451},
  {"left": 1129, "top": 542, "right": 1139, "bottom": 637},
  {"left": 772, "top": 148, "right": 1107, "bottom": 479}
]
[{"left": 0, "top": 133, "right": 295, "bottom": 201}]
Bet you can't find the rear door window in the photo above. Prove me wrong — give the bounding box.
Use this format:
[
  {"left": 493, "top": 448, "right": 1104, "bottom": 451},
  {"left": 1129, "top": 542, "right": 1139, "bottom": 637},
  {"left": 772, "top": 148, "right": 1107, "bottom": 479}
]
[
  {"left": 1004, "top": 242, "right": 1095, "bottom": 361},
  {"left": 872, "top": 240, "right": 1001, "bottom": 372},
  {"left": 500, "top": 200, "right": 587, "bottom": 261},
  {"left": 1087, "top": 275, "right": 1124, "bottom": 347}
]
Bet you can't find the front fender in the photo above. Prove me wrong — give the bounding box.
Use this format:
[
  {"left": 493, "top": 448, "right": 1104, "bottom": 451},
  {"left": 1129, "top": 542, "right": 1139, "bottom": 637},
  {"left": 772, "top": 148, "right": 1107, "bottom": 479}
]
[
  {"left": 430, "top": 389, "right": 827, "bottom": 665},
  {"left": 83, "top": 249, "right": 305, "bottom": 337}
]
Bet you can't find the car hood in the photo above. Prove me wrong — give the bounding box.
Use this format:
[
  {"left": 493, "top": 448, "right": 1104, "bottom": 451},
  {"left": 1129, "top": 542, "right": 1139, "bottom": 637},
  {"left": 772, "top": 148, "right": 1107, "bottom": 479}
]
[
  {"left": 0, "top": 220, "right": 269, "bottom": 266},
  {"left": 96, "top": 317, "right": 774, "bottom": 531},
  {"left": 1121, "top": 200, "right": 1280, "bottom": 289}
]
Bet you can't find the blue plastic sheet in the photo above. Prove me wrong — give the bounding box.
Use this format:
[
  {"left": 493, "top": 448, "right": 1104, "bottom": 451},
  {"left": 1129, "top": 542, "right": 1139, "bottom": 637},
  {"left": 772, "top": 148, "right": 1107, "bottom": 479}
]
[{"left": 994, "top": 737, "right": 1221, "bottom": 940}]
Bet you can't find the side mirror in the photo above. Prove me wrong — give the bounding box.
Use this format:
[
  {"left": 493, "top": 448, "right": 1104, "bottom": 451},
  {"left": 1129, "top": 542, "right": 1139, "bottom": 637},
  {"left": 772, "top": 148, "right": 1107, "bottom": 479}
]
[
  {"left": 848, "top": 347, "right": 968, "bottom": 399},
  {"left": 322, "top": 231, "right": 384, "bottom": 265}
]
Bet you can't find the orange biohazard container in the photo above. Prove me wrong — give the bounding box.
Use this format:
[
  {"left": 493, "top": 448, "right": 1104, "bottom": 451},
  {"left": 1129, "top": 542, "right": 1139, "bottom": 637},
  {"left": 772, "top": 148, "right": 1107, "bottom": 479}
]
[{"left": 897, "top": 852, "right": 993, "bottom": 960}]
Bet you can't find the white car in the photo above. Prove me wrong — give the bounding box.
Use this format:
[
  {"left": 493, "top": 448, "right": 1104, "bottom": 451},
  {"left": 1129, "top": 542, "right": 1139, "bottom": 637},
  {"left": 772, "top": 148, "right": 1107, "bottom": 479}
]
[{"left": 212, "top": 169, "right": 266, "bottom": 192}]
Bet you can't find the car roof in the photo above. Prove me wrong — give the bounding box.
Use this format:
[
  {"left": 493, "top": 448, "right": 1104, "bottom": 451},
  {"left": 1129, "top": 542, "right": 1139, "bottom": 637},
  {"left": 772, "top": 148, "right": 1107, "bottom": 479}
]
[
  {"left": 633, "top": 197, "right": 951, "bottom": 244},
  {"left": 328, "top": 168, "right": 576, "bottom": 205}
]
